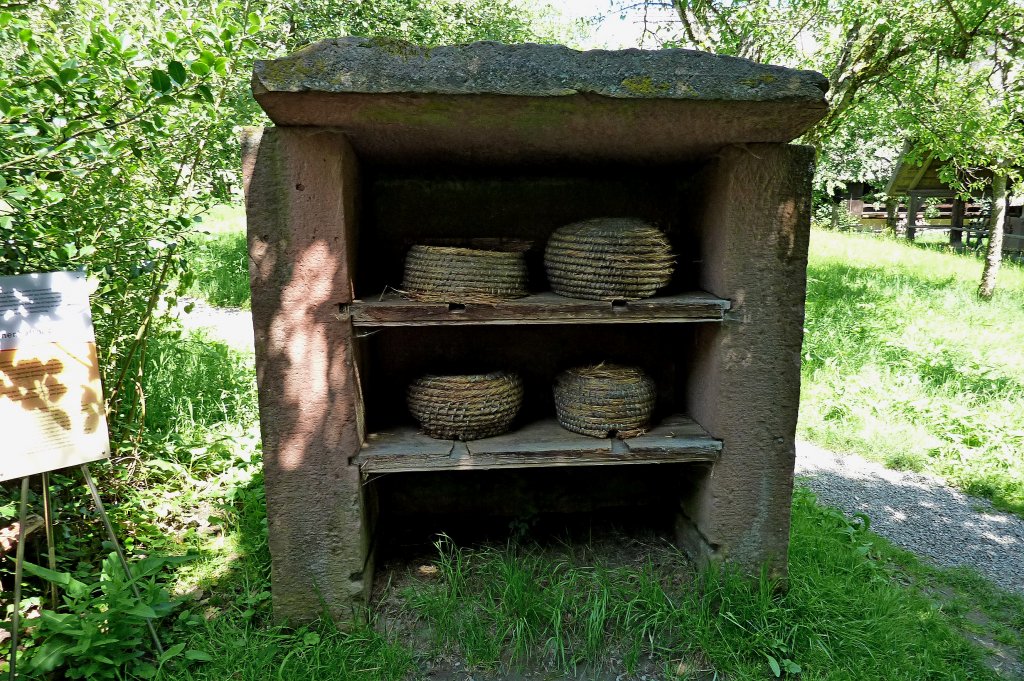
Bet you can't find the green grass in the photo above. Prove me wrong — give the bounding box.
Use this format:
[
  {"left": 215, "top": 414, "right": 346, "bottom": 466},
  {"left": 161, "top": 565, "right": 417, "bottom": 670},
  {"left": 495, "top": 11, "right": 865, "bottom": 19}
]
[
  {"left": 120, "top": 328, "right": 1018, "bottom": 681},
  {"left": 9, "top": 321, "right": 1019, "bottom": 679},
  {"left": 198, "top": 204, "right": 246, "bottom": 235},
  {"left": 115, "top": 218, "right": 1024, "bottom": 679},
  {"left": 184, "top": 205, "right": 249, "bottom": 308},
  {"left": 801, "top": 229, "right": 1024, "bottom": 515},
  {"left": 142, "top": 327, "right": 258, "bottom": 437},
  {"left": 400, "top": 488, "right": 1014, "bottom": 680},
  {"left": 150, "top": 484, "right": 1018, "bottom": 680}
]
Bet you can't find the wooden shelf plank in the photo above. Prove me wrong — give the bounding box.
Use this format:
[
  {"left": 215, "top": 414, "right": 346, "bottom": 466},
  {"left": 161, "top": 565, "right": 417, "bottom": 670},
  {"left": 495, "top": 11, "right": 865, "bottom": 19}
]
[
  {"left": 345, "top": 291, "right": 729, "bottom": 327},
  {"left": 355, "top": 414, "right": 721, "bottom": 474}
]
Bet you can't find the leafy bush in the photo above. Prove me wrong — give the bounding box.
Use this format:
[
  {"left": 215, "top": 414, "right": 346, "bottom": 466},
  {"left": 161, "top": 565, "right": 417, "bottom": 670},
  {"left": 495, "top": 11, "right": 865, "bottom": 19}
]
[
  {"left": 0, "top": 1, "right": 271, "bottom": 453},
  {"left": 18, "top": 553, "right": 194, "bottom": 680},
  {"left": 0, "top": 0, "right": 555, "bottom": 455}
]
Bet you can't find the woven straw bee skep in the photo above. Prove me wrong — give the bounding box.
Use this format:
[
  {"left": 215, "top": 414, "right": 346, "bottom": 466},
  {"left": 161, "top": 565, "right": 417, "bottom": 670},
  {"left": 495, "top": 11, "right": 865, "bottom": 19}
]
[
  {"left": 402, "top": 245, "right": 529, "bottom": 303},
  {"left": 544, "top": 218, "right": 675, "bottom": 301},
  {"left": 408, "top": 371, "right": 524, "bottom": 440},
  {"left": 553, "top": 364, "right": 656, "bottom": 438}
]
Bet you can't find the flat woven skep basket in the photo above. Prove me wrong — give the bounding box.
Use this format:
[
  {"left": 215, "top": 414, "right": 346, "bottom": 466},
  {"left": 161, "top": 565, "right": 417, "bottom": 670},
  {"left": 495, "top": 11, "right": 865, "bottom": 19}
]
[
  {"left": 553, "top": 364, "right": 656, "bottom": 438},
  {"left": 407, "top": 371, "right": 524, "bottom": 440},
  {"left": 544, "top": 218, "right": 675, "bottom": 301},
  {"left": 402, "top": 245, "right": 529, "bottom": 303}
]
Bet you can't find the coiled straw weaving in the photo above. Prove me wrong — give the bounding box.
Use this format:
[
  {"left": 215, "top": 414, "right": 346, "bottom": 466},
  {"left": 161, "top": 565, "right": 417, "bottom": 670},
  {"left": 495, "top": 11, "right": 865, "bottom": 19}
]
[
  {"left": 553, "top": 364, "right": 656, "bottom": 438},
  {"left": 544, "top": 218, "right": 674, "bottom": 301},
  {"left": 402, "top": 245, "right": 528, "bottom": 303},
  {"left": 407, "top": 371, "right": 523, "bottom": 440}
]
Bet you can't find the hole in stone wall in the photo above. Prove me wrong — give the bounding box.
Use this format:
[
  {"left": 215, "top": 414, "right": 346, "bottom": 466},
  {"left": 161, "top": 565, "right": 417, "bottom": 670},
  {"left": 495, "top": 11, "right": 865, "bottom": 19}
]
[
  {"left": 360, "top": 324, "right": 694, "bottom": 432},
  {"left": 448, "top": 302, "right": 466, "bottom": 313}
]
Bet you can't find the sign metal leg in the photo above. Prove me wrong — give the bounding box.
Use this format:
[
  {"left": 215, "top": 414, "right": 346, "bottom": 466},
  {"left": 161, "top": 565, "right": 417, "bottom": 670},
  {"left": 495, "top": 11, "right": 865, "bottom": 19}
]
[
  {"left": 8, "top": 476, "right": 29, "bottom": 681},
  {"left": 40, "top": 472, "right": 58, "bottom": 610},
  {"left": 80, "top": 465, "right": 164, "bottom": 655}
]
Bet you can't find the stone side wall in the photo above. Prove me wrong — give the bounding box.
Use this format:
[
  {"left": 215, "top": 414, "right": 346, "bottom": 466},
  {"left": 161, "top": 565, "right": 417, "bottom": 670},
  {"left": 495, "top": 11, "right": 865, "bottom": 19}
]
[
  {"left": 681, "top": 143, "right": 814, "bottom": 576},
  {"left": 243, "top": 127, "right": 373, "bottom": 622}
]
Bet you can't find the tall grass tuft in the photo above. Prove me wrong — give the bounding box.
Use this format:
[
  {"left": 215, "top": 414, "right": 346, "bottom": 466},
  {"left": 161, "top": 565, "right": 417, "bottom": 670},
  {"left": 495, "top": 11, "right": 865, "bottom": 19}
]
[
  {"left": 141, "top": 327, "right": 257, "bottom": 437},
  {"left": 184, "top": 228, "right": 250, "bottom": 308}
]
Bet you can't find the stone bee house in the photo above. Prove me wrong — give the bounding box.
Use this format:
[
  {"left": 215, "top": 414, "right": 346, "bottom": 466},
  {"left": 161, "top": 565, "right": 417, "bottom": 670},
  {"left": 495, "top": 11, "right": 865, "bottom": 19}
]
[{"left": 244, "top": 38, "right": 828, "bottom": 622}]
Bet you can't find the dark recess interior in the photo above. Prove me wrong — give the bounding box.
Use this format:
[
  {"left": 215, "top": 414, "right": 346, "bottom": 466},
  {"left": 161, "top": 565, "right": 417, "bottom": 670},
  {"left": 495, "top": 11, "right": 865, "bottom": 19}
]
[
  {"left": 357, "top": 324, "right": 698, "bottom": 433},
  {"left": 370, "top": 463, "right": 710, "bottom": 560},
  {"left": 354, "top": 162, "right": 709, "bottom": 300}
]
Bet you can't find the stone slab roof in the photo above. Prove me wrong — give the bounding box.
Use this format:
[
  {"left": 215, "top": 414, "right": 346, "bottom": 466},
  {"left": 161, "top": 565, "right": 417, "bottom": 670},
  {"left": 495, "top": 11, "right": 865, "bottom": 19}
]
[{"left": 252, "top": 38, "right": 829, "bottom": 165}]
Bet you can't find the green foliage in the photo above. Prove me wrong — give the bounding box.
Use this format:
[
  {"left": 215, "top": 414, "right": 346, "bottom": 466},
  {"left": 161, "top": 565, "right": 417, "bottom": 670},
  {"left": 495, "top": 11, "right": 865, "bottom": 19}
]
[
  {"left": 811, "top": 204, "right": 862, "bottom": 232},
  {"left": 801, "top": 229, "right": 1024, "bottom": 513},
  {"left": 0, "top": 328, "right": 261, "bottom": 677},
  {"left": 280, "top": 0, "right": 558, "bottom": 48},
  {"left": 811, "top": 89, "right": 904, "bottom": 197},
  {"left": 650, "top": 0, "right": 1022, "bottom": 294},
  {"left": 17, "top": 553, "right": 193, "bottom": 680},
  {"left": 0, "top": 0, "right": 558, "bottom": 459},
  {"left": 649, "top": 0, "right": 1024, "bottom": 198},
  {"left": 0, "top": 0, "right": 275, "bottom": 454},
  {"left": 144, "top": 448, "right": 1013, "bottom": 681},
  {"left": 1, "top": 0, "right": 561, "bottom": 664},
  {"left": 4, "top": 321, "right": 1008, "bottom": 679},
  {"left": 183, "top": 229, "right": 251, "bottom": 309},
  {"left": 161, "top": 620, "right": 414, "bottom": 681},
  {"left": 889, "top": 45, "right": 1024, "bottom": 190},
  {"left": 141, "top": 328, "right": 257, "bottom": 436}
]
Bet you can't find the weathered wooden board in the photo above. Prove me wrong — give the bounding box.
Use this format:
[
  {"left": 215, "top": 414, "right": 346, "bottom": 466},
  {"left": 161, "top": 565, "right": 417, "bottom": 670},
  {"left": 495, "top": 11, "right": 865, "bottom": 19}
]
[
  {"left": 354, "top": 414, "right": 721, "bottom": 474},
  {"left": 345, "top": 291, "right": 729, "bottom": 327},
  {"left": 625, "top": 413, "right": 717, "bottom": 452},
  {"left": 360, "top": 428, "right": 452, "bottom": 458}
]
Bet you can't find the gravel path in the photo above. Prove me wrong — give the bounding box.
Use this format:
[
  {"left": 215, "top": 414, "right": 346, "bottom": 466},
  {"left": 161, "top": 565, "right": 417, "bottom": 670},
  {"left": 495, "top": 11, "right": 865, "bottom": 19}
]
[
  {"left": 796, "top": 441, "right": 1024, "bottom": 595},
  {"left": 177, "top": 302, "right": 1024, "bottom": 595}
]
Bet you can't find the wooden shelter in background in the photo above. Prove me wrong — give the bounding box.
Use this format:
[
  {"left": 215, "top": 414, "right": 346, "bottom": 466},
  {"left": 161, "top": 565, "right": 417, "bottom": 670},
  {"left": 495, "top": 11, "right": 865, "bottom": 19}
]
[
  {"left": 885, "top": 145, "right": 988, "bottom": 245},
  {"left": 883, "top": 144, "right": 1022, "bottom": 251},
  {"left": 842, "top": 181, "right": 985, "bottom": 229}
]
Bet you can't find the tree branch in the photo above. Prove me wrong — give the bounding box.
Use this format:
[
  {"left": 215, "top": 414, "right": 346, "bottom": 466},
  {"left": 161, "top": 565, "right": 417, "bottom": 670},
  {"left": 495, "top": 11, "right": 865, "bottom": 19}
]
[{"left": 939, "top": 0, "right": 968, "bottom": 39}]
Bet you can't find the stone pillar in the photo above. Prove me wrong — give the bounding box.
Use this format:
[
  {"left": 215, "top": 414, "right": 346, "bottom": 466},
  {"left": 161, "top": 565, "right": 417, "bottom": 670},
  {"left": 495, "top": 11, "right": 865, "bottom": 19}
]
[
  {"left": 242, "top": 127, "right": 373, "bottom": 622},
  {"left": 680, "top": 143, "right": 813, "bottom": 578}
]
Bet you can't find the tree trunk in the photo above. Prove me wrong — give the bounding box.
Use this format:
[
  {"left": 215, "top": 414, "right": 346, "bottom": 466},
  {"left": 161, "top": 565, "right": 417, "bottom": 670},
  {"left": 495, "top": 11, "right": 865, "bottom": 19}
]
[
  {"left": 950, "top": 198, "right": 964, "bottom": 249},
  {"left": 885, "top": 198, "right": 898, "bottom": 236},
  {"left": 978, "top": 172, "right": 1007, "bottom": 299}
]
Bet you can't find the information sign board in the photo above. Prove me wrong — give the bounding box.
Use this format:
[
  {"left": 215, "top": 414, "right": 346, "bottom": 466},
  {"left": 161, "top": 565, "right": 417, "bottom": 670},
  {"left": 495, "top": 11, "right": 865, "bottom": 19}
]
[{"left": 1, "top": 271, "right": 110, "bottom": 480}]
